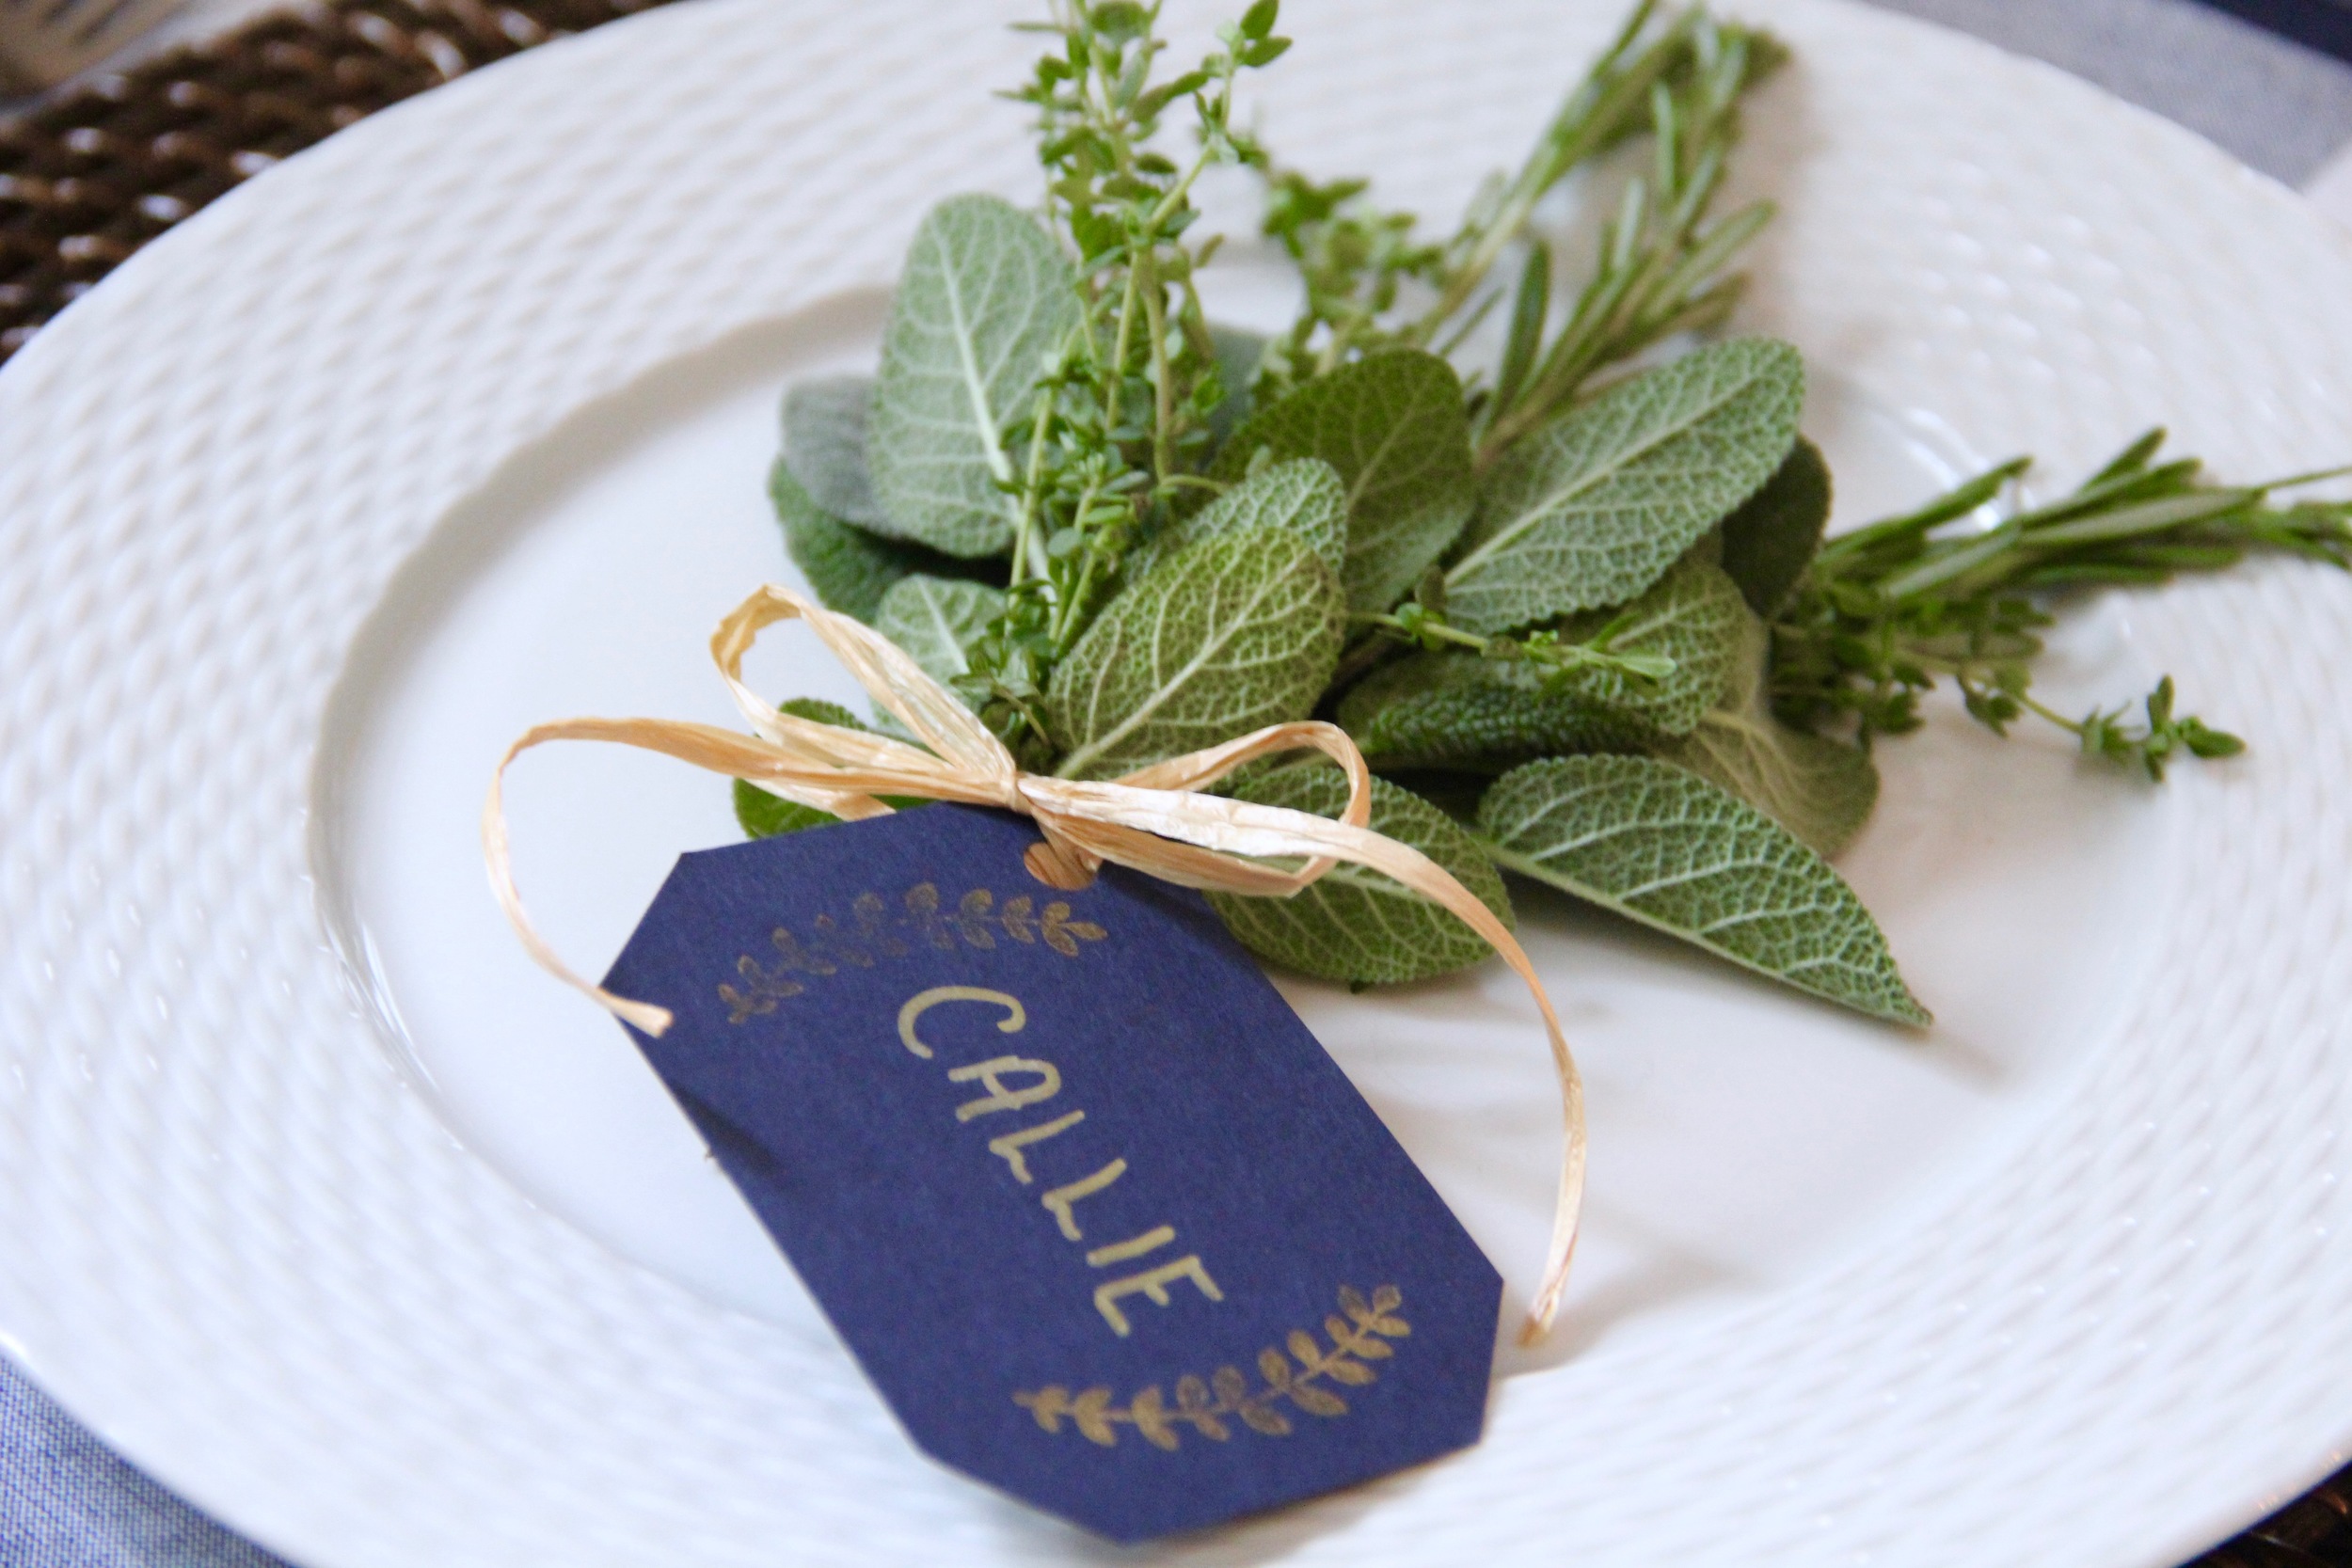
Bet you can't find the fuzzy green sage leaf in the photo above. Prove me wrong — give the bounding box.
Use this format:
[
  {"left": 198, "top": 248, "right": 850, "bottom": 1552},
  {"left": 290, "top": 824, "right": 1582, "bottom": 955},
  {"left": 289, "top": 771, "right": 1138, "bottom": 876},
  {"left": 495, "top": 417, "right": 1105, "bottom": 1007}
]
[
  {"left": 1137, "top": 456, "right": 1347, "bottom": 580},
  {"left": 1649, "top": 610, "right": 1878, "bottom": 858},
  {"left": 1718, "top": 434, "right": 1830, "bottom": 617},
  {"left": 781, "top": 374, "right": 885, "bottom": 527},
  {"left": 1210, "top": 349, "right": 1474, "bottom": 615},
  {"left": 869, "top": 194, "right": 1081, "bottom": 556},
  {"left": 1210, "top": 765, "right": 1514, "bottom": 985},
  {"left": 773, "top": 461, "right": 998, "bottom": 626},
  {"left": 735, "top": 700, "right": 881, "bottom": 839},
  {"left": 1337, "top": 553, "right": 1746, "bottom": 768},
  {"left": 1477, "top": 753, "right": 1928, "bottom": 1024},
  {"left": 1445, "top": 338, "right": 1804, "bottom": 634},
  {"left": 1047, "top": 526, "right": 1344, "bottom": 779},
  {"left": 875, "top": 574, "right": 1007, "bottom": 695}
]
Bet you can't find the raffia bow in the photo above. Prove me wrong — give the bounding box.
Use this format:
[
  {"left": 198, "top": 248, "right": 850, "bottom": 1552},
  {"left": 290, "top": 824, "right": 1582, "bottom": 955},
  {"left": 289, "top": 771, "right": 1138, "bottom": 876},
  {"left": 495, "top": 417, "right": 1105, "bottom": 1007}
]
[{"left": 484, "top": 584, "right": 1585, "bottom": 1340}]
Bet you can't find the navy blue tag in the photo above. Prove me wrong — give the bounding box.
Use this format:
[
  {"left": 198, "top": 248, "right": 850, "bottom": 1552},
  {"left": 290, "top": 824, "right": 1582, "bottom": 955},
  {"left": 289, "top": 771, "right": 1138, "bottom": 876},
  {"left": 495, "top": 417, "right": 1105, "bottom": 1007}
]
[{"left": 604, "top": 804, "right": 1501, "bottom": 1541}]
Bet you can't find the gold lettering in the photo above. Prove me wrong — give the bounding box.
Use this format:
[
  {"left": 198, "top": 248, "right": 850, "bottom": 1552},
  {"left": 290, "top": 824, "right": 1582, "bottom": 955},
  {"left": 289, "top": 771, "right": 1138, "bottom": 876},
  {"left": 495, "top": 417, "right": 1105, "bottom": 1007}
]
[
  {"left": 896, "top": 986, "right": 1025, "bottom": 1060},
  {"left": 1092, "top": 1256, "right": 1223, "bottom": 1337},
  {"left": 986, "top": 1109, "right": 1085, "bottom": 1184},
  {"left": 1084, "top": 1226, "right": 1176, "bottom": 1268},
  {"left": 1040, "top": 1158, "right": 1127, "bottom": 1240},
  {"left": 947, "top": 1055, "right": 1061, "bottom": 1121}
]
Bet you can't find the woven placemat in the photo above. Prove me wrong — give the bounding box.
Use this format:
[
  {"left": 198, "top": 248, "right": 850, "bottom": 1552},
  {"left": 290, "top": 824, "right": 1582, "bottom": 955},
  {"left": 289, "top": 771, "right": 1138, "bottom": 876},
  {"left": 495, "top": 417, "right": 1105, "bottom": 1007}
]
[{"left": 2, "top": 4, "right": 2350, "bottom": 1564}]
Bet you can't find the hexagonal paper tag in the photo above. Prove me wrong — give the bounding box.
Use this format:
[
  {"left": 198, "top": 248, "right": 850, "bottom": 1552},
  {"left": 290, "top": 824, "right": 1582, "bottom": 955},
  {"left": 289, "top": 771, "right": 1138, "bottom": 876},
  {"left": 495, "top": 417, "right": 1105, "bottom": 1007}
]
[{"left": 604, "top": 804, "right": 1502, "bottom": 1542}]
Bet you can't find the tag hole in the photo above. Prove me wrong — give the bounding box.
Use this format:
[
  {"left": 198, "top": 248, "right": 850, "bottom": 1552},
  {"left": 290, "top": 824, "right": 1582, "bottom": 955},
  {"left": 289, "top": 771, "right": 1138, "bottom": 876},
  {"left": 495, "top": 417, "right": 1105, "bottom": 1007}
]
[{"left": 1024, "top": 841, "right": 1097, "bottom": 891}]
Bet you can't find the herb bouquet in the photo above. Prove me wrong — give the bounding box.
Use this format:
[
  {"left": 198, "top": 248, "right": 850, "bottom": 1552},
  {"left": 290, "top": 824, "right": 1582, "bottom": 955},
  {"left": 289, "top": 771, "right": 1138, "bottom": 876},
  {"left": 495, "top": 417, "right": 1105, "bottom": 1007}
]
[{"left": 746, "top": 0, "right": 2352, "bottom": 1025}]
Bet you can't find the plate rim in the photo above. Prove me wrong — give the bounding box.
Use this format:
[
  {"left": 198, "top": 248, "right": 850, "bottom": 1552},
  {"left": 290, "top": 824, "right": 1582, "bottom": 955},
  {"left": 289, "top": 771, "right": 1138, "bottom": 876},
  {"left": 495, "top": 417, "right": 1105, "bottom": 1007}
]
[{"left": 0, "top": 2, "right": 2349, "bottom": 1563}]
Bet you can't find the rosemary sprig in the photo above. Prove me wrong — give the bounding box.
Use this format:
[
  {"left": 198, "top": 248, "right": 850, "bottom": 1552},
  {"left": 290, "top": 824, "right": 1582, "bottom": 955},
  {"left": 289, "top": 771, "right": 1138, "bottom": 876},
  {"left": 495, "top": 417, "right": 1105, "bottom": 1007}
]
[
  {"left": 1771, "top": 431, "right": 2352, "bottom": 776},
  {"left": 1251, "top": 1, "right": 1780, "bottom": 463}
]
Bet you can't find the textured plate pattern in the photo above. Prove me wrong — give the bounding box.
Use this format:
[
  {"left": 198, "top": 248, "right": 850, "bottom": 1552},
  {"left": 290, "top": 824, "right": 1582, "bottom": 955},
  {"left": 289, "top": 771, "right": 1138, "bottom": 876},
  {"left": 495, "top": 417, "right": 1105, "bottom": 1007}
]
[{"left": 0, "top": 2, "right": 2347, "bottom": 1565}]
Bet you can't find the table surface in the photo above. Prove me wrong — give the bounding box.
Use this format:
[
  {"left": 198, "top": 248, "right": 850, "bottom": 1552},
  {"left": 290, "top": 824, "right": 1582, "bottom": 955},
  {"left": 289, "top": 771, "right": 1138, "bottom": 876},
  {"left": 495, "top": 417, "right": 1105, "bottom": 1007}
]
[{"left": 3, "top": 1, "right": 2350, "bottom": 1564}]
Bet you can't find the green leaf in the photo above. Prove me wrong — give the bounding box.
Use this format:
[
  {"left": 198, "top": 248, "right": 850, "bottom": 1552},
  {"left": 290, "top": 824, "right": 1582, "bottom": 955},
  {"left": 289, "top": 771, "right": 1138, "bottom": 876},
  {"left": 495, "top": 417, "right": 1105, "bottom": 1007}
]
[
  {"left": 874, "top": 575, "right": 1006, "bottom": 692},
  {"left": 781, "top": 374, "right": 883, "bottom": 527},
  {"left": 1645, "top": 610, "right": 1879, "bottom": 859},
  {"left": 1136, "top": 458, "right": 1345, "bottom": 580},
  {"left": 1207, "top": 765, "right": 1513, "bottom": 985},
  {"left": 1335, "top": 555, "right": 1746, "bottom": 768},
  {"left": 1047, "top": 527, "right": 1343, "bottom": 780},
  {"left": 1445, "top": 339, "right": 1805, "bottom": 634},
  {"left": 1548, "top": 553, "right": 1748, "bottom": 734},
  {"left": 1338, "top": 654, "right": 1645, "bottom": 770},
  {"left": 771, "top": 461, "right": 1000, "bottom": 626},
  {"left": 1477, "top": 755, "right": 1928, "bottom": 1025},
  {"left": 1204, "top": 325, "right": 1265, "bottom": 452},
  {"left": 1652, "top": 708, "right": 1879, "bottom": 861},
  {"left": 735, "top": 699, "right": 866, "bottom": 840},
  {"left": 1210, "top": 350, "right": 1474, "bottom": 615},
  {"left": 869, "top": 195, "right": 1081, "bottom": 556},
  {"left": 1718, "top": 435, "right": 1830, "bottom": 617}
]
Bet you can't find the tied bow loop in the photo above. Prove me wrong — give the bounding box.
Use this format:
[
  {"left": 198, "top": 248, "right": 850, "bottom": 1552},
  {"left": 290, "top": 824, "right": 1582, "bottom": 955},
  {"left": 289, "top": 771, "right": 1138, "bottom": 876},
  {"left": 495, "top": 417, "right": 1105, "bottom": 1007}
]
[{"left": 484, "top": 584, "right": 1586, "bottom": 1340}]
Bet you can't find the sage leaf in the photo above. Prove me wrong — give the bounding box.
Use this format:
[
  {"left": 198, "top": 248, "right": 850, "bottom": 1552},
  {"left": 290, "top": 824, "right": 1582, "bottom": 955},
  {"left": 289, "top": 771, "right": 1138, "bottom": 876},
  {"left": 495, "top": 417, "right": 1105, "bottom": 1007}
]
[
  {"left": 1477, "top": 754, "right": 1928, "bottom": 1025},
  {"left": 1210, "top": 349, "right": 1474, "bottom": 614},
  {"left": 869, "top": 194, "right": 1081, "bottom": 556},
  {"left": 1654, "top": 709, "right": 1879, "bottom": 860},
  {"left": 1336, "top": 554, "right": 1746, "bottom": 768},
  {"left": 1445, "top": 339, "right": 1805, "bottom": 634},
  {"left": 1048, "top": 527, "right": 1343, "bottom": 780},
  {"left": 1549, "top": 553, "right": 1748, "bottom": 734},
  {"left": 1337, "top": 653, "right": 1645, "bottom": 770},
  {"left": 875, "top": 575, "right": 1005, "bottom": 693},
  {"left": 771, "top": 461, "right": 998, "bottom": 625},
  {"left": 736, "top": 699, "right": 866, "bottom": 840},
  {"left": 1208, "top": 765, "right": 1513, "bottom": 985},
  {"left": 1205, "top": 325, "right": 1265, "bottom": 451},
  {"left": 781, "top": 374, "right": 884, "bottom": 527},
  {"left": 1718, "top": 435, "right": 1830, "bottom": 617},
  {"left": 1646, "top": 610, "right": 1879, "bottom": 858},
  {"left": 1136, "top": 457, "right": 1346, "bottom": 580}
]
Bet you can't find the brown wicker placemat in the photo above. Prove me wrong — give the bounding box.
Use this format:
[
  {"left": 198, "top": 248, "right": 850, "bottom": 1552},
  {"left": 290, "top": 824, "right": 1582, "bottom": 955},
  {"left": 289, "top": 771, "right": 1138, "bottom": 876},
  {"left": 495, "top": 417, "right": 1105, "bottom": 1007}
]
[{"left": 2, "top": 4, "right": 2349, "bottom": 1563}]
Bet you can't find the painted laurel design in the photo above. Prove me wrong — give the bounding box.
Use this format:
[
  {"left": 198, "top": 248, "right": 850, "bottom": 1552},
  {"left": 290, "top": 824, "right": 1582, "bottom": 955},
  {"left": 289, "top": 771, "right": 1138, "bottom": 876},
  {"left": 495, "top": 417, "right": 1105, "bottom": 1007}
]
[
  {"left": 720, "top": 883, "right": 1106, "bottom": 1022},
  {"left": 1012, "top": 1286, "right": 1408, "bottom": 1449}
]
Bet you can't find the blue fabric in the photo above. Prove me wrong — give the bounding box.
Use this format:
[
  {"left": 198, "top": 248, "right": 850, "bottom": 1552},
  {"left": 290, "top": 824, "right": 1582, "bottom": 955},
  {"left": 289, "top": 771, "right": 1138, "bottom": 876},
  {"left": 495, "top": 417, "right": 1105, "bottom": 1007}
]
[
  {"left": 0, "top": 1360, "right": 288, "bottom": 1567},
  {"left": 2200, "top": 0, "right": 2352, "bottom": 64}
]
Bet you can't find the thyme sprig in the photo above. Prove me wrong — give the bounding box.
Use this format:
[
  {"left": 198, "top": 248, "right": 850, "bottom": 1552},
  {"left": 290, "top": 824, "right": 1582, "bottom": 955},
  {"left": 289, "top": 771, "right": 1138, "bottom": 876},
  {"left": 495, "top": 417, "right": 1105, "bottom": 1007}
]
[
  {"left": 1349, "top": 601, "right": 1677, "bottom": 692},
  {"left": 961, "top": 0, "right": 1290, "bottom": 759}
]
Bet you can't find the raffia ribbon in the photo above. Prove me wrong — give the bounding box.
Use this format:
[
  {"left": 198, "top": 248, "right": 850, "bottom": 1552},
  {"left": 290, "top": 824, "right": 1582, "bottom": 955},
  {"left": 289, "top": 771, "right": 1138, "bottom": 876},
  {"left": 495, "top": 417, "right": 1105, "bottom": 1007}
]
[{"left": 484, "top": 584, "right": 1586, "bottom": 1340}]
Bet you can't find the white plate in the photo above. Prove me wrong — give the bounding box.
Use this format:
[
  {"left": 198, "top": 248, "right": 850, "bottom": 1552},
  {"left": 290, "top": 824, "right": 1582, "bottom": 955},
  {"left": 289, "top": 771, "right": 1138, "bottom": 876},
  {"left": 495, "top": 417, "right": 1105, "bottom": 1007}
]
[{"left": 1, "top": 2, "right": 2348, "bottom": 1564}]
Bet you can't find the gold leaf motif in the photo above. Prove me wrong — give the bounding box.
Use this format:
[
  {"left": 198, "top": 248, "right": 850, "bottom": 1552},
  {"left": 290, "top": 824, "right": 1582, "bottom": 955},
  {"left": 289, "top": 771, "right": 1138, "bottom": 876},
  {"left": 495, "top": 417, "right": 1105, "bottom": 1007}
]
[
  {"left": 808, "top": 912, "right": 875, "bottom": 969},
  {"left": 902, "top": 882, "right": 957, "bottom": 949},
  {"left": 999, "top": 895, "right": 1037, "bottom": 942},
  {"left": 1236, "top": 1396, "right": 1293, "bottom": 1436},
  {"left": 1127, "top": 1386, "right": 1180, "bottom": 1451},
  {"left": 717, "top": 950, "right": 803, "bottom": 1023},
  {"left": 722, "top": 884, "right": 1109, "bottom": 1019},
  {"left": 1009, "top": 1286, "right": 1407, "bottom": 1451},
  {"left": 850, "top": 892, "right": 910, "bottom": 958},
  {"left": 1070, "top": 1386, "right": 1120, "bottom": 1446},
  {"left": 1172, "top": 1375, "right": 1231, "bottom": 1442},
  {"left": 956, "top": 889, "right": 997, "bottom": 948},
  {"left": 1041, "top": 901, "right": 1108, "bottom": 958},
  {"left": 1290, "top": 1381, "right": 1348, "bottom": 1418}
]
